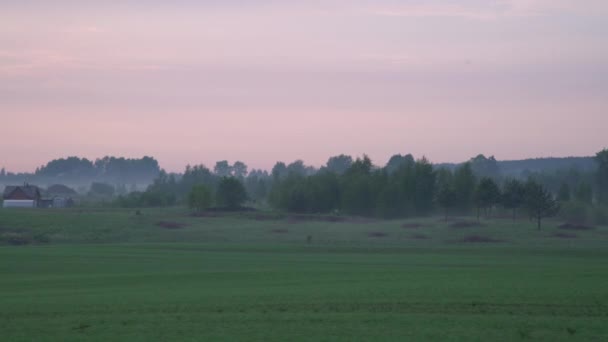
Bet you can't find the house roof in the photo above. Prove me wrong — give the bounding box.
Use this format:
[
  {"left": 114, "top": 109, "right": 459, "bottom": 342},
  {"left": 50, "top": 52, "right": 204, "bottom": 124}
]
[{"left": 3, "top": 185, "right": 41, "bottom": 200}]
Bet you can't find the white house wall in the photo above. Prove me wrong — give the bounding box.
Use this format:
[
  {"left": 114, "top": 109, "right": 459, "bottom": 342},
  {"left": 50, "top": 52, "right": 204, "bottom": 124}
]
[{"left": 3, "top": 200, "right": 36, "bottom": 208}]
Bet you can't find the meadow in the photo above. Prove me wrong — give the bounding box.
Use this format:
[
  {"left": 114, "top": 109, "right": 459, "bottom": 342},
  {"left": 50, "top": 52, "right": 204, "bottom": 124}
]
[{"left": 1, "top": 208, "right": 607, "bottom": 341}]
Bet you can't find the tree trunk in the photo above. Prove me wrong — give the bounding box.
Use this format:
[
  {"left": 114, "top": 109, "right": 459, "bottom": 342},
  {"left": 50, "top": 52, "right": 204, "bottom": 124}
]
[{"left": 537, "top": 216, "right": 541, "bottom": 230}]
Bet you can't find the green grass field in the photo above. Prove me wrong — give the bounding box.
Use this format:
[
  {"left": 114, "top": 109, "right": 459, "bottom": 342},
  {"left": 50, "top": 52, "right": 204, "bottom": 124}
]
[{"left": 1, "top": 208, "right": 608, "bottom": 341}]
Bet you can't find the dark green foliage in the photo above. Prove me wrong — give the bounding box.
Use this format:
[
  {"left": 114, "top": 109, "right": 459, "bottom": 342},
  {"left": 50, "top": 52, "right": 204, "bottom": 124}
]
[
  {"left": 271, "top": 162, "right": 288, "bottom": 180},
  {"left": 385, "top": 154, "right": 415, "bottom": 174},
  {"left": 436, "top": 183, "right": 457, "bottom": 222},
  {"left": 188, "top": 184, "right": 213, "bottom": 212},
  {"left": 216, "top": 177, "right": 248, "bottom": 209},
  {"left": 325, "top": 154, "right": 353, "bottom": 175},
  {"left": 474, "top": 178, "right": 501, "bottom": 220},
  {"left": 524, "top": 180, "right": 560, "bottom": 230},
  {"left": 501, "top": 179, "right": 526, "bottom": 220},
  {"left": 452, "top": 163, "right": 476, "bottom": 212},
  {"left": 214, "top": 160, "right": 232, "bottom": 177}
]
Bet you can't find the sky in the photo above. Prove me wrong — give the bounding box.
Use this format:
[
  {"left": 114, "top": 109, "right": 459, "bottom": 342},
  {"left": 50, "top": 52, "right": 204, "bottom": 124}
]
[{"left": 1, "top": 0, "right": 607, "bottom": 172}]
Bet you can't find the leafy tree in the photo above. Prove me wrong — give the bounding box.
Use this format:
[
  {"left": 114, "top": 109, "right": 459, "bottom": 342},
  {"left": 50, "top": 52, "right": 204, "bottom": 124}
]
[
  {"left": 596, "top": 149, "right": 608, "bottom": 204},
  {"left": 452, "top": 162, "right": 476, "bottom": 212},
  {"left": 437, "top": 183, "right": 457, "bottom": 222},
  {"left": 326, "top": 154, "right": 353, "bottom": 175},
  {"left": 474, "top": 178, "right": 501, "bottom": 221},
  {"left": 216, "top": 177, "right": 248, "bottom": 210},
  {"left": 385, "top": 154, "right": 415, "bottom": 174},
  {"left": 271, "top": 162, "right": 288, "bottom": 180},
  {"left": 502, "top": 179, "right": 526, "bottom": 220},
  {"left": 214, "top": 161, "right": 232, "bottom": 177},
  {"left": 470, "top": 154, "right": 500, "bottom": 179},
  {"left": 188, "top": 184, "right": 213, "bottom": 212},
  {"left": 286, "top": 160, "right": 308, "bottom": 176},
  {"left": 557, "top": 183, "right": 571, "bottom": 202},
  {"left": 524, "top": 180, "right": 560, "bottom": 230},
  {"left": 232, "top": 161, "right": 248, "bottom": 179},
  {"left": 412, "top": 158, "right": 436, "bottom": 214}
]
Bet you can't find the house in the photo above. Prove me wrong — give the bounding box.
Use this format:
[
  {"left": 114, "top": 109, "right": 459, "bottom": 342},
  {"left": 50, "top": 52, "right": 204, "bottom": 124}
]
[{"left": 2, "top": 184, "right": 42, "bottom": 208}]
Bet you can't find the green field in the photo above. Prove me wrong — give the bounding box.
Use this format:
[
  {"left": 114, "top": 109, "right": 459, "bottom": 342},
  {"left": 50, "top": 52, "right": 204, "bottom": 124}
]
[{"left": 1, "top": 208, "right": 608, "bottom": 341}]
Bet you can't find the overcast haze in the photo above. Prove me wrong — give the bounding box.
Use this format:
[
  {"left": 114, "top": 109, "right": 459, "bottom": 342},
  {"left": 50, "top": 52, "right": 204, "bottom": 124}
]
[{"left": 1, "top": 0, "right": 607, "bottom": 172}]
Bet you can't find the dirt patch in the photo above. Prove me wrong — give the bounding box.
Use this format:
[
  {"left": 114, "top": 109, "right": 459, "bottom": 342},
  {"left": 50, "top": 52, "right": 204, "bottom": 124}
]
[
  {"left": 287, "top": 215, "right": 348, "bottom": 224},
  {"left": 270, "top": 228, "right": 289, "bottom": 234},
  {"left": 410, "top": 234, "right": 429, "bottom": 240},
  {"left": 157, "top": 221, "right": 188, "bottom": 229},
  {"left": 461, "top": 235, "right": 502, "bottom": 243},
  {"left": 450, "top": 221, "right": 483, "bottom": 228},
  {"left": 553, "top": 232, "right": 578, "bottom": 239},
  {"left": 402, "top": 223, "right": 423, "bottom": 229},
  {"left": 558, "top": 223, "right": 595, "bottom": 231},
  {"left": 368, "top": 232, "right": 388, "bottom": 238}
]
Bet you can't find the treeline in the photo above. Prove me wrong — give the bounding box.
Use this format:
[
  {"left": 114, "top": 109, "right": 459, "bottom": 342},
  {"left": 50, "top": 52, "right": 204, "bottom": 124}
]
[
  {"left": 111, "top": 149, "right": 608, "bottom": 227},
  {"left": 0, "top": 156, "right": 160, "bottom": 186}
]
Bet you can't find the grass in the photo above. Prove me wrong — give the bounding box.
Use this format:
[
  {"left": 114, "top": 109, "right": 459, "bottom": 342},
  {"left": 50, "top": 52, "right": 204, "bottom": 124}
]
[{"left": 1, "top": 207, "right": 608, "bottom": 341}]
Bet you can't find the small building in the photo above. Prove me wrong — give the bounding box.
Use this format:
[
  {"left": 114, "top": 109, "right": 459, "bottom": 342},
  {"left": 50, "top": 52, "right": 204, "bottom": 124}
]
[{"left": 2, "top": 184, "right": 41, "bottom": 208}]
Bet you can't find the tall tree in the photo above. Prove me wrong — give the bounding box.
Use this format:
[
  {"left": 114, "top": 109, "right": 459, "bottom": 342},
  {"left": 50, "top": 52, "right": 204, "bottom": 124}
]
[
  {"left": 524, "top": 180, "right": 560, "bottom": 230},
  {"left": 232, "top": 161, "right": 248, "bottom": 179},
  {"left": 214, "top": 161, "right": 233, "bottom": 177},
  {"left": 502, "top": 179, "right": 526, "bottom": 220},
  {"left": 453, "top": 162, "right": 476, "bottom": 212},
  {"left": 474, "top": 178, "right": 501, "bottom": 221},
  {"left": 216, "top": 177, "right": 248, "bottom": 210},
  {"left": 326, "top": 154, "right": 353, "bottom": 175},
  {"left": 437, "top": 183, "right": 457, "bottom": 223}
]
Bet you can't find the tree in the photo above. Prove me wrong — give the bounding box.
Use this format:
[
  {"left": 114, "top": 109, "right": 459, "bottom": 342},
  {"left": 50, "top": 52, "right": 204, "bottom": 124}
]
[
  {"left": 502, "top": 179, "right": 526, "bottom": 220},
  {"left": 437, "top": 183, "right": 457, "bottom": 223},
  {"left": 188, "top": 184, "right": 213, "bottom": 212},
  {"left": 452, "top": 162, "right": 476, "bottom": 212},
  {"left": 232, "top": 161, "right": 248, "bottom": 179},
  {"left": 385, "top": 154, "right": 415, "bottom": 174},
  {"left": 524, "top": 180, "right": 560, "bottom": 230},
  {"left": 470, "top": 154, "right": 500, "bottom": 179},
  {"left": 214, "top": 160, "right": 233, "bottom": 177},
  {"left": 474, "top": 178, "right": 501, "bottom": 221},
  {"left": 216, "top": 177, "right": 248, "bottom": 210},
  {"left": 596, "top": 149, "right": 608, "bottom": 204},
  {"left": 271, "top": 162, "right": 288, "bottom": 180},
  {"left": 326, "top": 154, "right": 353, "bottom": 175}
]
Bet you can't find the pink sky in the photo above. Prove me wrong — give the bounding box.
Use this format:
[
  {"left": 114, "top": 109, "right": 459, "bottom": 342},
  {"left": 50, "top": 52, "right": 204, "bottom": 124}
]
[{"left": 1, "top": 1, "right": 607, "bottom": 172}]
